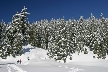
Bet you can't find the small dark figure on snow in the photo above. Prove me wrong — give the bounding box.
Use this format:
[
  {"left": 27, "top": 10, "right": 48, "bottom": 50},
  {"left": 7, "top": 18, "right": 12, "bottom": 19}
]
[
  {"left": 17, "top": 60, "right": 19, "bottom": 64},
  {"left": 19, "top": 59, "right": 22, "bottom": 64},
  {"left": 27, "top": 57, "right": 30, "bottom": 60}
]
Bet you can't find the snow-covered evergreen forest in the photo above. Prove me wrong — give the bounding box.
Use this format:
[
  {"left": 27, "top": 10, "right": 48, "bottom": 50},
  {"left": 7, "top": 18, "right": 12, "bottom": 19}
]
[{"left": 0, "top": 6, "right": 108, "bottom": 63}]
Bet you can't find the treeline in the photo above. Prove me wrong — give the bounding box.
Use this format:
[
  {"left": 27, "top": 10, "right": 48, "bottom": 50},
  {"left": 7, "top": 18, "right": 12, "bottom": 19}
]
[{"left": 0, "top": 6, "right": 108, "bottom": 63}]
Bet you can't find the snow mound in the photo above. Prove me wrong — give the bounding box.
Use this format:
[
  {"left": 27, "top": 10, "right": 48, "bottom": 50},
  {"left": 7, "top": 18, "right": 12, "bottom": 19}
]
[
  {"left": 0, "top": 44, "right": 48, "bottom": 64},
  {"left": 62, "top": 45, "right": 106, "bottom": 63}
]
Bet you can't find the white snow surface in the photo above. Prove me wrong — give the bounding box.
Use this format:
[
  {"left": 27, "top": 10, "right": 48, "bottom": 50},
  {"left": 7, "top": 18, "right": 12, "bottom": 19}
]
[{"left": 0, "top": 44, "right": 108, "bottom": 72}]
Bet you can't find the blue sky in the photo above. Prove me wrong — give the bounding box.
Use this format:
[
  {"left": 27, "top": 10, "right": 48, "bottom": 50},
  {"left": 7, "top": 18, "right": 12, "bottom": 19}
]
[{"left": 0, "top": 0, "right": 108, "bottom": 23}]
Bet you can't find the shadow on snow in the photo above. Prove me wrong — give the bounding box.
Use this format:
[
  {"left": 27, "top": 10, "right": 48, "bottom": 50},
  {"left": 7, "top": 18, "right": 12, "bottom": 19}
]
[
  {"left": 0, "top": 63, "right": 15, "bottom": 66},
  {"left": 22, "top": 47, "right": 35, "bottom": 54}
]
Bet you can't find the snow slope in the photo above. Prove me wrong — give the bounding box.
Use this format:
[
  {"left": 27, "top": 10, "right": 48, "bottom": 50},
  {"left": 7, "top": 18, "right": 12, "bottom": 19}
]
[{"left": 0, "top": 44, "right": 108, "bottom": 72}]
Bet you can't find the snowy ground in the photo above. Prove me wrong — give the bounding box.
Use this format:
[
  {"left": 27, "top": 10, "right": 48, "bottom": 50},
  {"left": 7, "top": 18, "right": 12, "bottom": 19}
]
[{"left": 0, "top": 44, "right": 108, "bottom": 72}]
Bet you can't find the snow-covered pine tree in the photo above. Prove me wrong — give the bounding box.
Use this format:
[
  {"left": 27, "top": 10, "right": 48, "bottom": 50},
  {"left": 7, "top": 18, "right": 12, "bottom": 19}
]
[
  {"left": 76, "top": 16, "right": 85, "bottom": 54},
  {"left": 19, "top": 6, "right": 30, "bottom": 46},
  {"left": 64, "top": 19, "right": 73, "bottom": 60},
  {"left": 0, "top": 22, "right": 11, "bottom": 59},
  {"left": 6, "top": 11, "right": 23, "bottom": 57},
  {"left": 40, "top": 19, "right": 49, "bottom": 50},
  {"left": 0, "top": 36, "right": 11, "bottom": 59},
  {"left": 0, "top": 6, "right": 30, "bottom": 58},
  {"left": 97, "top": 13, "right": 107, "bottom": 59},
  {"left": 104, "top": 18, "right": 108, "bottom": 55},
  {"left": 45, "top": 21, "right": 50, "bottom": 50},
  {"left": 47, "top": 18, "right": 57, "bottom": 58},
  {"left": 29, "top": 23, "right": 37, "bottom": 47},
  {"left": 35, "top": 21, "right": 43, "bottom": 48},
  {"left": 48, "top": 17, "right": 70, "bottom": 62},
  {"left": 0, "top": 20, "right": 6, "bottom": 45},
  {"left": 88, "top": 13, "right": 97, "bottom": 51},
  {"left": 47, "top": 18, "right": 61, "bottom": 61},
  {"left": 93, "top": 18, "right": 102, "bottom": 57},
  {"left": 70, "top": 18, "right": 77, "bottom": 54},
  {"left": 93, "top": 13, "right": 108, "bottom": 59}
]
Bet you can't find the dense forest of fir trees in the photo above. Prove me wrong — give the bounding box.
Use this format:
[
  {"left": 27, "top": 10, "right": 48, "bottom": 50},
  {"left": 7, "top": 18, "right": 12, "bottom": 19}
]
[{"left": 0, "top": 6, "right": 108, "bottom": 62}]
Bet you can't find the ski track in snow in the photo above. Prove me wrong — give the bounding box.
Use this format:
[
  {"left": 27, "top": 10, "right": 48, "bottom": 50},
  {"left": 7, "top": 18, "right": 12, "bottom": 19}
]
[
  {"left": 58, "top": 65, "right": 85, "bottom": 72},
  {"left": 7, "top": 64, "right": 27, "bottom": 72},
  {"left": 68, "top": 67, "right": 85, "bottom": 72}
]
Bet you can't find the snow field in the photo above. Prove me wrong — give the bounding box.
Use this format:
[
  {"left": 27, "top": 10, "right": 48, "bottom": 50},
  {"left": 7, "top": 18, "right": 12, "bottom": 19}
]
[{"left": 0, "top": 44, "right": 108, "bottom": 72}]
